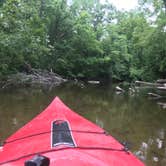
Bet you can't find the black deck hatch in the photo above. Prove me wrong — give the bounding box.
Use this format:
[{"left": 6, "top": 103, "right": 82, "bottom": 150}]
[{"left": 52, "top": 120, "right": 76, "bottom": 147}]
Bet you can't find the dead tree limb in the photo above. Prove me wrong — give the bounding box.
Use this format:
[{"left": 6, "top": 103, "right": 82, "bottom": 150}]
[{"left": 135, "top": 81, "right": 162, "bottom": 87}]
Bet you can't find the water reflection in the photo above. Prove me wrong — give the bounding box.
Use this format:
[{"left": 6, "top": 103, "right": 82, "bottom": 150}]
[{"left": 0, "top": 82, "right": 166, "bottom": 165}]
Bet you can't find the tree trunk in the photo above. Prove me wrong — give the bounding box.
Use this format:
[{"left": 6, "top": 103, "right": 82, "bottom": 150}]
[{"left": 163, "top": 0, "right": 166, "bottom": 13}]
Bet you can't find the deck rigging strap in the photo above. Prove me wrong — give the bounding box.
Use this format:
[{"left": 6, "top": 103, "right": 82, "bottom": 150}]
[
  {"left": 3, "top": 130, "right": 106, "bottom": 145},
  {"left": 0, "top": 146, "right": 128, "bottom": 165}
]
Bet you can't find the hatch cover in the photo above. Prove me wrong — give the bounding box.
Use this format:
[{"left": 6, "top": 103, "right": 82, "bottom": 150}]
[{"left": 52, "top": 120, "right": 76, "bottom": 147}]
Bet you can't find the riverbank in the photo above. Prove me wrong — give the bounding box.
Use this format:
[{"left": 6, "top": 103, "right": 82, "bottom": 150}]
[{"left": 0, "top": 69, "right": 67, "bottom": 89}]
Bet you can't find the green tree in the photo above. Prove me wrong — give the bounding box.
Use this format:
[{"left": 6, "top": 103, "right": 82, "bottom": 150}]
[{"left": 0, "top": 0, "right": 49, "bottom": 76}]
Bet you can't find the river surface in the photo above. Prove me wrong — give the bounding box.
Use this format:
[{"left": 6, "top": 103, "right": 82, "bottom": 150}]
[{"left": 0, "top": 82, "right": 166, "bottom": 165}]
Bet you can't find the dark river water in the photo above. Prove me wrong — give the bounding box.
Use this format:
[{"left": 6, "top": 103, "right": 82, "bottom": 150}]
[{"left": 0, "top": 82, "right": 166, "bottom": 165}]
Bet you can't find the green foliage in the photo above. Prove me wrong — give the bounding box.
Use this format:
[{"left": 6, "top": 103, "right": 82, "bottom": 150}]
[
  {"left": 0, "top": 0, "right": 49, "bottom": 75},
  {"left": 0, "top": 0, "right": 165, "bottom": 81}
]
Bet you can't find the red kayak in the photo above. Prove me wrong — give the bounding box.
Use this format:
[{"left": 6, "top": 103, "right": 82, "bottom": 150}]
[{"left": 0, "top": 97, "right": 144, "bottom": 166}]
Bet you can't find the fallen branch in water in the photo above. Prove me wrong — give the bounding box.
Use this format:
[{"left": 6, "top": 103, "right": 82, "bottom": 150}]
[
  {"left": 1, "top": 81, "right": 12, "bottom": 89},
  {"left": 148, "top": 93, "right": 161, "bottom": 98},
  {"left": 87, "top": 80, "right": 100, "bottom": 84},
  {"left": 157, "top": 87, "right": 166, "bottom": 91},
  {"left": 157, "top": 102, "right": 166, "bottom": 109},
  {"left": 115, "top": 86, "right": 125, "bottom": 92},
  {"left": 156, "top": 79, "right": 166, "bottom": 84},
  {"left": 135, "top": 81, "right": 162, "bottom": 87}
]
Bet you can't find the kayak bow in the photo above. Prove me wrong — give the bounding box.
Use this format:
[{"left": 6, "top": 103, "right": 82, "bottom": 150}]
[{"left": 0, "top": 97, "right": 144, "bottom": 166}]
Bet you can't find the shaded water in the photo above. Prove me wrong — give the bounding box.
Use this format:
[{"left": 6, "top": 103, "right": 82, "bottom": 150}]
[{"left": 0, "top": 82, "right": 166, "bottom": 165}]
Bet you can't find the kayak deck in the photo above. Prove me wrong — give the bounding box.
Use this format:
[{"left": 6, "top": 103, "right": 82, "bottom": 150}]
[{"left": 0, "top": 97, "right": 144, "bottom": 166}]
